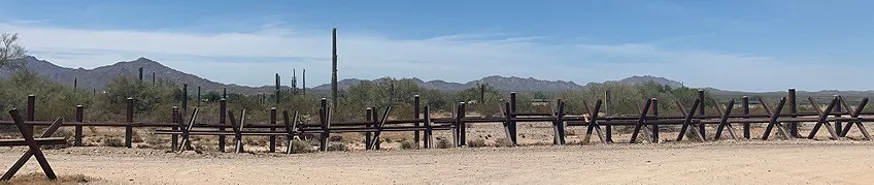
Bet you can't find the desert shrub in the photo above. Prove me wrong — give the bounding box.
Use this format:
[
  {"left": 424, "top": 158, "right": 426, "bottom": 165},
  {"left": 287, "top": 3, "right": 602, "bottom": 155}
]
[
  {"left": 131, "top": 129, "right": 144, "bottom": 143},
  {"left": 468, "top": 138, "right": 487, "bottom": 147},
  {"left": 400, "top": 139, "right": 415, "bottom": 149},
  {"left": 0, "top": 172, "right": 99, "bottom": 185},
  {"left": 329, "top": 135, "right": 343, "bottom": 142},
  {"left": 436, "top": 137, "right": 452, "bottom": 149},
  {"left": 494, "top": 138, "right": 513, "bottom": 147},
  {"left": 101, "top": 76, "right": 179, "bottom": 115},
  {"left": 103, "top": 137, "right": 123, "bottom": 147},
  {"left": 327, "top": 142, "right": 348, "bottom": 151},
  {"left": 289, "top": 140, "right": 315, "bottom": 154},
  {"left": 244, "top": 136, "right": 268, "bottom": 146},
  {"left": 146, "top": 134, "right": 169, "bottom": 147}
]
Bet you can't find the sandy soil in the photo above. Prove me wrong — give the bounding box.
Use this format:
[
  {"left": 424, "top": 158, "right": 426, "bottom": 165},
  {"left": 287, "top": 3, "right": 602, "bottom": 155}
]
[{"left": 2, "top": 140, "right": 874, "bottom": 185}]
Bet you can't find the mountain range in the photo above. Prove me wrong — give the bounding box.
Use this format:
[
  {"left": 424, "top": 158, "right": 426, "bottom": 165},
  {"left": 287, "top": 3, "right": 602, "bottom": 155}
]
[
  {"left": 3, "top": 56, "right": 874, "bottom": 98},
  {"left": 0, "top": 56, "right": 687, "bottom": 94}
]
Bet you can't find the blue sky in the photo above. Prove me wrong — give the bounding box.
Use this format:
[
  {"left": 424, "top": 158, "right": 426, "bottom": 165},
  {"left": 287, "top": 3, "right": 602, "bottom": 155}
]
[{"left": 2, "top": 0, "right": 874, "bottom": 92}]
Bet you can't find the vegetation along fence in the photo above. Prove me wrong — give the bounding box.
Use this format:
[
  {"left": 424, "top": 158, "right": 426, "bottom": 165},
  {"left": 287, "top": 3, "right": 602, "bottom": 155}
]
[{"left": 2, "top": 88, "right": 873, "bottom": 155}]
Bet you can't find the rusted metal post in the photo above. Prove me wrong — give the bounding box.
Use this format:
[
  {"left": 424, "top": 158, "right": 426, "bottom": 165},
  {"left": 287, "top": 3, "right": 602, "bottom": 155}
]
[
  {"left": 651, "top": 98, "right": 660, "bottom": 143},
  {"left": 832, "top": 95, "right": 844, "bottom": 136},
  {"left": 125, "top": 97, "right": 134, "bottom": 148},
  {"left": 269, "top": 107, "right": 277, "bottom": 152},
  {"left": 630, "top": 99, "right": 653, "bottom": 143},
  {"left": 219, "top": 98, "right": 227, "bottom": 152},
  {"left": 74, "top": 105, "right": 84, "bottom": 146},
  {"left": 171, "top": 106, "right": 178, "bottom": 150},
  {"left": 697, "top": 90, "right": 706, "bottom": 140},
  {"left": 365, "top": 107, "right": 373, "bottom": 150},
  {"left": 26, "top": 95, "right": 35, "bottom": 133},
  {"left": 742, "top": 96, "right": 750, "bottom": 139},
  {"left": 604, "top": 91, "right": 613, "bottom": 142},
  {"left": 556, "top": 99, "right": 566, "bottom": 145},
  {"left": 424, "top": 105, "right": 432, "bottom": 148},
  {"left": 414, "top": 95, "right": 421, "bottom": 148},
  {"left": 788, "top": 89, "right": 798, "bottom": 138},
  {"left": 509, "top": 92, "right": 518, "bottom": 145},
  {"left": 372, "top": 107, "right": 380, "bottom": 149},
  {"left": 458, "top": 102, "right": 467, "bottom": 146},
  {"left": 319, "top": 98, "right": 328, "bottom": 151}
]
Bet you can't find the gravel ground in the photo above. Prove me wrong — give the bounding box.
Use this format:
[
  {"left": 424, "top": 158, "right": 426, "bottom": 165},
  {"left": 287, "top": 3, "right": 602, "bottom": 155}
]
[{"left": 1, "top": 140, "right": 873, "bottom": 185}]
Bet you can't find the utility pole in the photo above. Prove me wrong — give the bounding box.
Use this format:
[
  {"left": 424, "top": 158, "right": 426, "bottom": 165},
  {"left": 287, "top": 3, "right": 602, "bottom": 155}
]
[{"left": 331, "top": 28, "right": 339, "bottom": 111}]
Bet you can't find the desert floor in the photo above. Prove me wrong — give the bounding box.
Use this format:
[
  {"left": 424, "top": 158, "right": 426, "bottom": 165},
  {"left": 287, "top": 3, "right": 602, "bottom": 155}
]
[{"left": 1, "top": 139, "right": 873, "bottom": 185}]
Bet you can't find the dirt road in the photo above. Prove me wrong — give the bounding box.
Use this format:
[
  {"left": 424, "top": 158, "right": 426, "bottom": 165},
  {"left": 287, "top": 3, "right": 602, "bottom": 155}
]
[{"left": 2, "top": 140, "right": 873, "bottom": 185}]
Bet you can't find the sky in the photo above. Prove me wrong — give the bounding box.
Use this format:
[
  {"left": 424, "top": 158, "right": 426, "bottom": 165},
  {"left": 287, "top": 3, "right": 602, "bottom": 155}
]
[{"left": 1, "top": 0, "right": 874, "bottom": 92}]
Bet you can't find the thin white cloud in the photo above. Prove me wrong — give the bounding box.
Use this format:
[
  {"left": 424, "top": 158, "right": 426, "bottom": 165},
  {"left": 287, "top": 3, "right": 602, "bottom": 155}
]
[{"left": 0, "top": 22, "right": 869, "bottom": 92}]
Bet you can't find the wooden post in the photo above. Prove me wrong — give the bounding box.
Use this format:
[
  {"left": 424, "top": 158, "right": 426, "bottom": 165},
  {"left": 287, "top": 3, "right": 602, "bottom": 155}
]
[
  {"left": 171, "top": 106, "right": 178, "bottom": 150},
  {"left": 152, "top": 72, "right": 156, "bottom": 84},
  {"left": 413, "top": 95, "right": 421, "bottom": 148},
  {"left": 319, "top": 98, "right": 328, "bottom": 151},
  {"left": 742, "top": 96, "right": 750, "bottom": 139},
  {"left": 125, "top": 97, "right": 134, "bottom": 148},
  {"left": 424, "top": 105, "right": 432, "bottom": 148},
  {"left": 73, "top": 78, "right": 77, "bottom": 89},
  {"left": 269, "top": 107, "right": 277, "bottom": 152},
  {"left": 651, "top": 98, "right": 659, "bottom": 143},
  {"left": 26, "top": 95, "right": 35, "bottom": 133},
  {"left": 219, "top": 98, "right": 227, "bottom": 152},
  {"left": 604, "top": 91, "right": 613, "bottom": 142},
  {"left": 74, "top": 105, "right": 84, "bottom": 146},
  {"left": 788, "top": 89, "right": 798, "bottom": 137},
  {"left": 302, "top": 69, "right": 306, "bottom": 96},
  {"left": 365, "top": 107, "right": 373, "bottom": 150},
  {"left": 697, "top": 90, "right": 706, "bottom": 140},
  {"left": 138, "top": 67, "right": 143, "bottom": 81},
  {"left": 509, "top": 92, "right": 518, "bottom": 145}
]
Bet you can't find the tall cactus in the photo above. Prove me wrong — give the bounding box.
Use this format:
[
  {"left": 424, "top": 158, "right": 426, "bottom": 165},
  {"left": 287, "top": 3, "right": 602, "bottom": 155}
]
[{"left": 332, "top": 28, "right": 339, "bottom": 110}]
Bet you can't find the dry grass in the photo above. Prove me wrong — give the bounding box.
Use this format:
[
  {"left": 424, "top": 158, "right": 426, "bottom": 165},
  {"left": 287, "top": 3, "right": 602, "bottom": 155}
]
[
  {"left": 399, "top": 139, "right": 415, "bottom": 149},
  {"left": 0, "top": 172, "right": 101, "bottom": 185},
  {"left": 468, "top": 138, "right": 487, "bottom": 147},
  {"left": 102, "top": 137, "right": 123, "bottom": 147},
  {"left": 494, "top": 138, "right": 514, "bottom": 147},
  {"left": 435, "top": 137, "right": 452, "bottom": 149}
]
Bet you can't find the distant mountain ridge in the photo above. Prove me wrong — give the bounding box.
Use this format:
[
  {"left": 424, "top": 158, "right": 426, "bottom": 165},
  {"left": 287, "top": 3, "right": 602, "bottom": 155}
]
[
  {"left": 311, "top": 75, "right": 585, "bottom": 92},
  {"left": 7, "top": 56, "right": 829, "bottom": 95}
]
